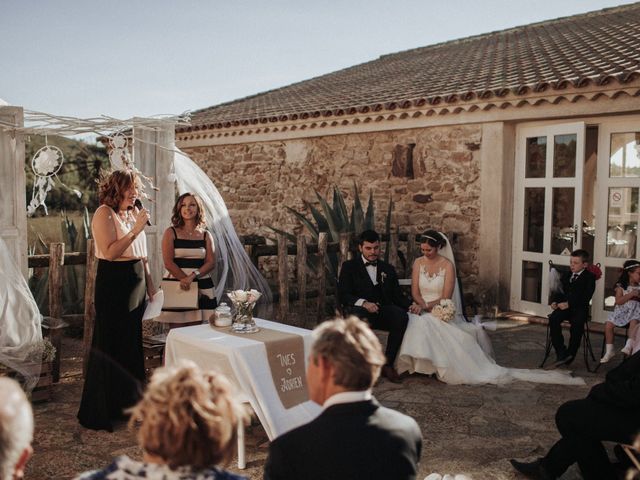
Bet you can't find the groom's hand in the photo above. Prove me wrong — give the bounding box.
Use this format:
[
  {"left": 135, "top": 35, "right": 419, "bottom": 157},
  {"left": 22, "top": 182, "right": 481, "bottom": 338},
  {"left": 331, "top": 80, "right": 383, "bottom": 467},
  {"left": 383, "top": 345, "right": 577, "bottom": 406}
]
[{"left": 363, "top": 301, "right": 379, "bottom": 313}]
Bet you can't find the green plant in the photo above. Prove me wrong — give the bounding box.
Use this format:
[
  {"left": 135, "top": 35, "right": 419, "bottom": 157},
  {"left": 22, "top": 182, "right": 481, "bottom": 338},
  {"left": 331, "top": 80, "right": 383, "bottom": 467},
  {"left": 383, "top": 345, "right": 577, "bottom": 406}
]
[
  {"left": 28, "top": 208, "right": 92, "bottom": 315},
  {"left": 270, "top": 182, "right": 397, "bottom": 278}
]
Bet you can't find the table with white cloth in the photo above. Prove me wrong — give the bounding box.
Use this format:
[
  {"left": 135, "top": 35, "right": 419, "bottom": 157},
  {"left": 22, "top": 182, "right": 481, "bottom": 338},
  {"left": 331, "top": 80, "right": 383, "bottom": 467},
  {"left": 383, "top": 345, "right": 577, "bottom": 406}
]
[{"left": 164, "top": 318, "right": 321, "bottom": 442}]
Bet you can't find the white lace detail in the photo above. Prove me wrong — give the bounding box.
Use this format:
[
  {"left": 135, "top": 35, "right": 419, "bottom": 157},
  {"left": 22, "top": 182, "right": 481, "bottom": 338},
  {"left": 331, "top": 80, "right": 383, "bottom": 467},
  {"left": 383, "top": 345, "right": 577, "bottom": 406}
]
[
  {"left": 419, "top": 265, "right": 446, "bottom": 303},
  {"left": 419, "top": 265, "right": 446, "bottom": 280}
]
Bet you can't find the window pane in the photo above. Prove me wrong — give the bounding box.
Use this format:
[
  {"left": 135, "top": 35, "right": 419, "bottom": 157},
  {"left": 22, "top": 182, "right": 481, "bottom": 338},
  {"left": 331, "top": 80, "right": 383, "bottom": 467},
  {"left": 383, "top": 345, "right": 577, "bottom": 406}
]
[
  {"left": 526, "top": 136, "right": 546, "bottom": 178},
  {"left": 522, "top": 261, "right": 542, "bottom": 303},
  {"left": 551, "top": 187, "right": 575, "bottom": 255},
  {"left": 610, "top": 132, "right": 640, "bottom": 178},
  {"left": 523, "top": 187, "right": 544, "bottom": 252},
  {"left": 607, "top": 187, "right": 638, "bottom": 258},
  {"left": 553, "top": 134, "right": 576, "bottom": 177}
]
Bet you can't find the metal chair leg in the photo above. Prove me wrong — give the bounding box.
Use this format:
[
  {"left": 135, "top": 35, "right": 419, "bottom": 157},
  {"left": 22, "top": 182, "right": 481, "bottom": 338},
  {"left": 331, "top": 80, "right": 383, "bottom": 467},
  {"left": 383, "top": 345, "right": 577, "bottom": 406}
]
[
  {"left": 583, "top": 323, "right": 597, "bottom": 373},
  {"left": 540, "top": 322, "right": 553, "bottom": 368}
]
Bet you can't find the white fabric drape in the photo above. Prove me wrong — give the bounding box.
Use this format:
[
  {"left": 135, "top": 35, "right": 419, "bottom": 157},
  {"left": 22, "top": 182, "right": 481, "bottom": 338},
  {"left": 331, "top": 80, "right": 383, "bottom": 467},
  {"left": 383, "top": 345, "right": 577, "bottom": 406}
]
[
  {"left": 438, "top": 232, "right": 494, "bottom": 357},
  {"left": 173, "top": 147, "right": 272, "bottom": 306},
  {"left": 0, "top": 236, "right": 43, "bottom": 391}
]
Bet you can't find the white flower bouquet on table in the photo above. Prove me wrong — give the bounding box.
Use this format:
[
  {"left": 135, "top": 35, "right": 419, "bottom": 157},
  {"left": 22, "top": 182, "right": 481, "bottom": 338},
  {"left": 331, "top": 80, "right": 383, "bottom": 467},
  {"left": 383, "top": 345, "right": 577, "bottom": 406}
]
[
  {"left": 431, "top": 299, "right": 456, "bottom": 322},
  {"left": 227, "top": 289, "right": 262, "bottom": 333}
]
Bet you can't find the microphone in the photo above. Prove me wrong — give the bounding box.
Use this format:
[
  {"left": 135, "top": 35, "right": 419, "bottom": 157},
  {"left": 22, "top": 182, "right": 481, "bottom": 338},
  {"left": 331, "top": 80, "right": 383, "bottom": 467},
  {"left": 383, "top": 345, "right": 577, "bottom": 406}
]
[{"left": 134, "top": 198, "right": 152, "bottom": 226}]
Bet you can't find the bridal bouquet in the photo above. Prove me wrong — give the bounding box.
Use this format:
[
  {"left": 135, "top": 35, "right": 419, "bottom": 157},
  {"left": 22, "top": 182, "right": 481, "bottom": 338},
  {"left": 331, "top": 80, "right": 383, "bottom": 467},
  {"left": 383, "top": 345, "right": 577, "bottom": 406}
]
[
  {"left": 431, "top": 299, "right": 456, "bottom": 322},
  {"left": 227, "top": 289, "right": 262, "bottom": 333}
]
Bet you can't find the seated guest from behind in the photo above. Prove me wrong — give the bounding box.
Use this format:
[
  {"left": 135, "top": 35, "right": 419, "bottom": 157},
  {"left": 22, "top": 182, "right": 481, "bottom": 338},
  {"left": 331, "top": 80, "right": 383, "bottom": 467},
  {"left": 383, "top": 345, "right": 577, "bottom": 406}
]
[
  {"left": 338, "top": 230, "right": 414, "bottom": 382},
  {"left": 264, "top": 316, "right": 422, "bottom": 480},
  {"left": 74, "top": 361, "right": 249, "bottom": 480},
  {"left": 511, "top": 349, "right": 640, "bottom": 480},
  {"left": 0, "top": 377, "right": 34, "bottom": 480},
  {"left": 548, "top": 249, "right": 596, "bottom": 366}
]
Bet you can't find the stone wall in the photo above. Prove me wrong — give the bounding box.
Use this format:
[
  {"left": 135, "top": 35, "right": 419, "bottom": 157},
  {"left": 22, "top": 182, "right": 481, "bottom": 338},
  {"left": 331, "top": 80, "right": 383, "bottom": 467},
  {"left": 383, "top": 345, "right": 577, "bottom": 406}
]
[{"left": 181, "top": 124, "right": 483, "bottom": 295}]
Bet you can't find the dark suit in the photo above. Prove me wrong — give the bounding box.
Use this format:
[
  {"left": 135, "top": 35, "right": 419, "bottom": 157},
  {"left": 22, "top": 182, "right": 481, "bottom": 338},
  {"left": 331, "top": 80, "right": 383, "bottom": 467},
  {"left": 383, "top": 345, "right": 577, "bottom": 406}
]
[
  {"left": 549, "top": 269, "right": 596, "bottom": 359},
  {"left": 338, "top": 257, "right": 411, "bottom": 364},
  {"left": 264, "top": 398, "right": 422, "bottom": 480},
  {"left": 540, "top": 351, "right": 640, "bottom": 479}
]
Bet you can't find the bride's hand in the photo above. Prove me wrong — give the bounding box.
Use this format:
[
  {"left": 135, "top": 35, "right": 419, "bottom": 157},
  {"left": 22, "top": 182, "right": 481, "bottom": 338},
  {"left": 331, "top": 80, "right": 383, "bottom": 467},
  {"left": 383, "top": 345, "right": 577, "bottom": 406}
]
[{"left": 409, "top": 303, "right": 422, "bottom": 314}]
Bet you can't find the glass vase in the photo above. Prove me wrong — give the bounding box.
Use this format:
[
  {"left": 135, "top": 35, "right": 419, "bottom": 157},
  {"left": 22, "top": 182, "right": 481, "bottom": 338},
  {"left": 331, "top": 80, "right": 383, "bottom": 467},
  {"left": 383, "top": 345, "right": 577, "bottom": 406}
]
[{"left": 231, "top": 302, "right": 259, "bottom": 333}]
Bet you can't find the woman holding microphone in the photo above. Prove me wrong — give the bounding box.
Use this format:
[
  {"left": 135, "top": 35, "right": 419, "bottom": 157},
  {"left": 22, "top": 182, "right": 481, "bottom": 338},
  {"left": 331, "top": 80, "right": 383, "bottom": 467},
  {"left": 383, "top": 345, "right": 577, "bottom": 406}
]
[{"left": 78, "top": 169, "right": 156, "bottom": 432}]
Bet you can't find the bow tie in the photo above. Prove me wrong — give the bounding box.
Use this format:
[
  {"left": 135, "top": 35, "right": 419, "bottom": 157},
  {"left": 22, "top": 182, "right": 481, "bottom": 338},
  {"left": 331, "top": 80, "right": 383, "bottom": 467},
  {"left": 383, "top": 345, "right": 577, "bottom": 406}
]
[{"left": 364, "top": 261, "right": 378, "bottom": 267}]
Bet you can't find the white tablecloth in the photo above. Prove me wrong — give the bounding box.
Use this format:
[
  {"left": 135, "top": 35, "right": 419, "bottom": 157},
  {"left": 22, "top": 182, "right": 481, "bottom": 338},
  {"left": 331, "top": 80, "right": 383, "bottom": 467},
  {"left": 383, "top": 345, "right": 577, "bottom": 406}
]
[{"left": 165, "top": 318, "right": 321, "bottom": 440}]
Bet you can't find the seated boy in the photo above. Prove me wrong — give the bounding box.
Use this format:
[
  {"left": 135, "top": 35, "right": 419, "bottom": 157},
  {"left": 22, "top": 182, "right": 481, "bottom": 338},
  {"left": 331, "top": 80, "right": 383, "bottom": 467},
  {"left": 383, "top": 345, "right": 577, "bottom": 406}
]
[{"left": 548, "top": 249, "right": 596, "bottom": 367}]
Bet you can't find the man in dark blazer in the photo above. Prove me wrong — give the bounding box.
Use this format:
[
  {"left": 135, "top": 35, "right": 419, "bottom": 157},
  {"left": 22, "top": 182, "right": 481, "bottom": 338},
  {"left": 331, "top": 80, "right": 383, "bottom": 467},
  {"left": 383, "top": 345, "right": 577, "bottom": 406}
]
[
  {"left": 548, "top": 249, "right": 596, "bottom": 366},
  {"left": 337, "top": 230, "right": 418, "bottom": 382},
  {"left": 264, "top": 317, "right": 422, "bottom": 480},
  {"left": 511, "top": 349, "right": 640, "bottom": 479}
]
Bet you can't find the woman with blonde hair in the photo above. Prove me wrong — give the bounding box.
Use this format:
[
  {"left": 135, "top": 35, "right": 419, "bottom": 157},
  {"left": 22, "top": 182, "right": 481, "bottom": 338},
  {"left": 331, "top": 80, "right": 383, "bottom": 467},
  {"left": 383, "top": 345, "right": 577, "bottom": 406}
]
[
  {"left": 75, "top": 361, "right": 249, "bottom": 480},
  {"left": 78, "top": 169, "right": 155, "bottom": 431}
]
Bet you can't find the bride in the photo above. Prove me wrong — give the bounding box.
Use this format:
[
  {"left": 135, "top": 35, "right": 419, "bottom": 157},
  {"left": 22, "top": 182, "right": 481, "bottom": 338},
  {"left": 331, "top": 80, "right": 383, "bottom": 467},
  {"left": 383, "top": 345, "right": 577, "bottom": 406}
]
[{"left": 395, "top": 230, "right": 584, "bottom": 386}]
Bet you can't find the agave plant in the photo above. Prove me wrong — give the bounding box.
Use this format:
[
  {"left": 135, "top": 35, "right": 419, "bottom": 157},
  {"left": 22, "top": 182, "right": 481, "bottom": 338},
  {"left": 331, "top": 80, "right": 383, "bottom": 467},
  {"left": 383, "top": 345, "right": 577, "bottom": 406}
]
[{"left": 270, "top": 182, "right": 396, "bottom": 278}]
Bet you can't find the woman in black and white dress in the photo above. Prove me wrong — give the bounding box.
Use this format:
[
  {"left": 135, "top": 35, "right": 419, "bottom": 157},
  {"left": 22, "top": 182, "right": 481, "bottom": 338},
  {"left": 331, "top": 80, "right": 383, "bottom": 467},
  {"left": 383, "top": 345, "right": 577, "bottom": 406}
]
[{"left": 158, "top": 193, "right": 217, "bottom": 328}]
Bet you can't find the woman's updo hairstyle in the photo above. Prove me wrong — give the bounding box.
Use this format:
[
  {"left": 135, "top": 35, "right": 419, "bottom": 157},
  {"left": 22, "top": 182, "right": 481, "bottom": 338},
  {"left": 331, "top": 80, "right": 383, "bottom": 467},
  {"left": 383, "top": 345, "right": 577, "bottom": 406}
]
[{"left": 419, "top": 230, "right": 446, "bottom": 249}]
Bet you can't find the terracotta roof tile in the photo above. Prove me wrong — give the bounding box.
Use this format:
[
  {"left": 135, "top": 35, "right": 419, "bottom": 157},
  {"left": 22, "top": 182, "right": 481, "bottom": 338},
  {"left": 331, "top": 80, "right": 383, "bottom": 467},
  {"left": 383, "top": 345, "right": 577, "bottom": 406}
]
[{"left": 186, "top": 3, "right": 640, "bottom": 129}]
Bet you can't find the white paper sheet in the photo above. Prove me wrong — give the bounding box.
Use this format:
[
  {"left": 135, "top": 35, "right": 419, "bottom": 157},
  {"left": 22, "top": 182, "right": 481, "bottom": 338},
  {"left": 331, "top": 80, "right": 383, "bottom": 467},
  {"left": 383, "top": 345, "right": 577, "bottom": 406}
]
[{"left": 143, "top": 290, "right": 164, "bottom": 320}]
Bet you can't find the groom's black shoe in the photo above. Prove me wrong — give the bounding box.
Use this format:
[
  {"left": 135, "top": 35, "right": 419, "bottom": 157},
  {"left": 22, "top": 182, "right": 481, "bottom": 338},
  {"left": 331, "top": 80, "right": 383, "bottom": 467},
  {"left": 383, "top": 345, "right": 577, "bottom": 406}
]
[
  {"left": 510, "top": 458, "right": 553, "bottom": 479},
  {"left": 381, "top": 365, "right": 402, "bottom": 384}
]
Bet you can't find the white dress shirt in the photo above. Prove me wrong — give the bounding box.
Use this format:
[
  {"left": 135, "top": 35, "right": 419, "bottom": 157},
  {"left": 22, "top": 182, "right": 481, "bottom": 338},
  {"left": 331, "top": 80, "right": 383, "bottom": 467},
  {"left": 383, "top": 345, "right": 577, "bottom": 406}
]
[
  {"left": 570, "top": 268, "right": 585, "bottom": 283},
  {"left": 355, "top": 255, "right": 377, "bottom": 307},
  {"left": 323, "top": 390, "right": 372, "bottom": 410}
]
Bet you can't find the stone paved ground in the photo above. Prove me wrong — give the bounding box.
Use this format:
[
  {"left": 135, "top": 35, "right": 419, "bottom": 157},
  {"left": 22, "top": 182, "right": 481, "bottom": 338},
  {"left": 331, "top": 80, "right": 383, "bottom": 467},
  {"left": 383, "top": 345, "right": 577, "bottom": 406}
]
[{"left": 26, "top": 318, "right": 620, "bottom": 480}]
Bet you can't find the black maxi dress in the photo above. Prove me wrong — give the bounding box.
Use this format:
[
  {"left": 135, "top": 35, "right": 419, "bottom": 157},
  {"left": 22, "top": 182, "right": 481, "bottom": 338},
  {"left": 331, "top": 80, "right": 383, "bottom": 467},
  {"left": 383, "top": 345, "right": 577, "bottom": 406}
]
[{"left": 77, "top": 258, "right": 146, "bottom": 431}]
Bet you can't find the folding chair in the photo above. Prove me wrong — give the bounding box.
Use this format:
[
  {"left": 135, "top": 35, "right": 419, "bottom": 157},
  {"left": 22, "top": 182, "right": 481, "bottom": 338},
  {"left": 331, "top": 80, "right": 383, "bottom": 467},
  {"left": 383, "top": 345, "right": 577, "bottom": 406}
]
[
  {"left": 539, "top": 260, "right": 598, "bottom": 372},
  {"left": 620, "top": 443, "right": 640, "bottom": 474}
]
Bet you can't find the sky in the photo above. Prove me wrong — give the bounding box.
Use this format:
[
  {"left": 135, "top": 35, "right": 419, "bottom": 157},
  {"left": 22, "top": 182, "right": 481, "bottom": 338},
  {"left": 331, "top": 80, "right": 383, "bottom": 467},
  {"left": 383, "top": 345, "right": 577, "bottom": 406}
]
[{"left": 0, "top": 0, "right": 635, "bottom": 121}]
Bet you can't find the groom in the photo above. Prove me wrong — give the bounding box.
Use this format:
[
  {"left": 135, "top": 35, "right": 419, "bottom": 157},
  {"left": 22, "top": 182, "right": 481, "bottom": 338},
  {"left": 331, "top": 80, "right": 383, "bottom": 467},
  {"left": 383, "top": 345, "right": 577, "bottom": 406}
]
[{"left": 338, "top": 230, "right": 417, "bottom": 382}]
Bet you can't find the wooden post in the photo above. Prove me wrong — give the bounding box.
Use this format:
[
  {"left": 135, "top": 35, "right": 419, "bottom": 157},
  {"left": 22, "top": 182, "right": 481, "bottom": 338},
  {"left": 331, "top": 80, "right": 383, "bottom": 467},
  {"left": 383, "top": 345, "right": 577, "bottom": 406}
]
[
  {"left": 296, "top": 235, "right": 307, "bottom": 321},
  {"left": 388, "top": 232, "right": 399, "bottom": 269},
  {"left": 338, "top": 233, "right": 350, "bottom": 277},
  {"left": 83, "top": 240, "right": 97, "bottom": 377},
  {"left": 48, "top": 243, "right": 64, "bottom": 383},
  {"left": 244, "top": 244, "right": 259, "bottom": 268},
  {"left": 317, "top": 232, "right": 328, "bottom": 321},
  {"left": 277, "top": 234, "right": 289, "bottom": 323},
  {"left": 406, "top": 233, "right": 417, "bottom": 278}
]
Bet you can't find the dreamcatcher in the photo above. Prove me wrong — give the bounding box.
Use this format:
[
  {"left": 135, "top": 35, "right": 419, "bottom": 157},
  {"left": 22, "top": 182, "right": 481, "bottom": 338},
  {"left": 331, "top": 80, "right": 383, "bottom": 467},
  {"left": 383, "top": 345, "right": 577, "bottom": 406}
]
[
  {"left": 26, "top": 140, "right": 64, "bottom": 216},
  {"left": 26, "top": 137, "right": 85, "bottom": 216},
  {"left": 108, "top": 132, "right": 132, "bottom": 170}
]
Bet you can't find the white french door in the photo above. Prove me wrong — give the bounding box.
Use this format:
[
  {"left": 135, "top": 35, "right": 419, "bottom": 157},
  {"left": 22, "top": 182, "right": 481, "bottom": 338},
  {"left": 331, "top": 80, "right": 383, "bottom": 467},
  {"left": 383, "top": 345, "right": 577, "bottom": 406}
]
[
  {"left": 592, "top": 119, "right": 640, "bottom": 323},
  {"left": 511, "top": 122, "right": 586, "bottom": 317}
]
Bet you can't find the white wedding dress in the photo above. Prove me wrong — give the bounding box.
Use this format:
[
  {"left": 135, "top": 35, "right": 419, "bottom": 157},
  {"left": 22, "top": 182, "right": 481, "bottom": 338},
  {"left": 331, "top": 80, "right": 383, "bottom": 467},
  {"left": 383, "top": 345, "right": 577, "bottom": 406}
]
[{"left": 395, "top": 265, "right": 585, "bottom": 386}]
